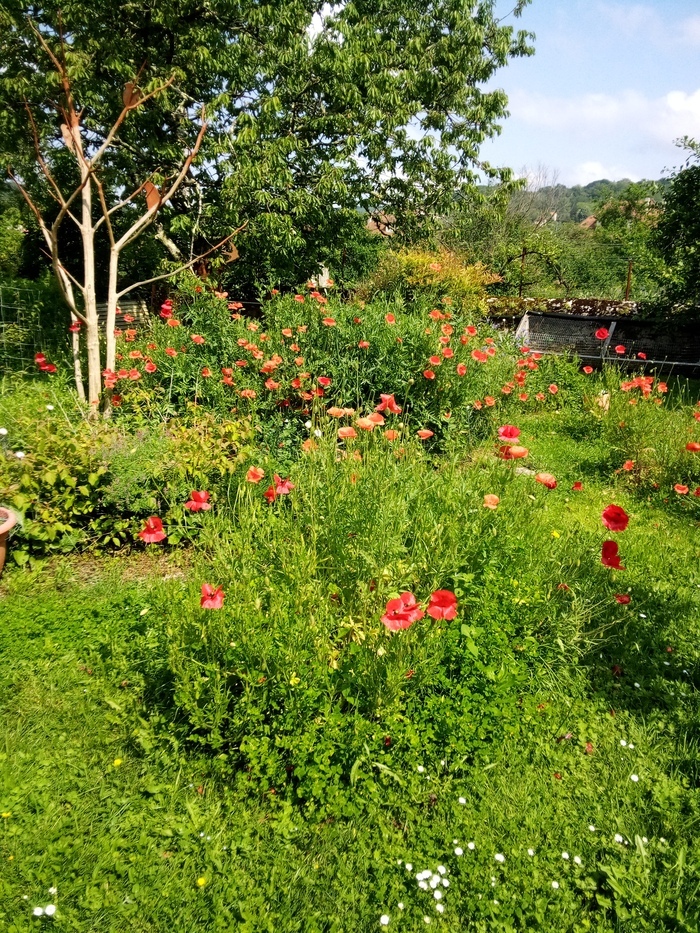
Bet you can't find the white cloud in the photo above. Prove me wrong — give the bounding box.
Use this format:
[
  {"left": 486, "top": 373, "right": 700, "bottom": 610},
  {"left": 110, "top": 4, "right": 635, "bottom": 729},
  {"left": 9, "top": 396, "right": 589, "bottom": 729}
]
[
  {"left": 597, "top": 2, "right": 700, "bottom": 47},
  {"left": 574, "top": 161, "right": 640, "bottom": 185},
  {"left": 508, "top": 87, "right": 700, "bottom": 146}
]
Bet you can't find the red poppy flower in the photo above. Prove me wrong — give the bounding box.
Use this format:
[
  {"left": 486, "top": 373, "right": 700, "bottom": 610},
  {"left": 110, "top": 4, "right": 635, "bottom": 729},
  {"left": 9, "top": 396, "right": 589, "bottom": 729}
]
[
  {"left": 128, "top": 368, "right": 141, "bottom": 381},
  {"left": 471, "top": 349, "right": 488, "bottom": 363},
  {"left": 191, "top": 334, "right": 205, "bottom": 344},
  {"left": 637, "top": 352, "right": 647, "bottom": 360},
  {"left": 622, "top": 459, "right": 635, "bottom": 471},
  {"left": 674, "top": 484, "right": 689, "bottom": 494},
  {"left": 417, "top": 429, "right": 434, "bottom": 439},
  {"left": 535, "top": 472, "right": 557, "bottom": 489},
  {"left": 144, "top": 361, "right": 157, "bottom": 373},
  {"left": 694, "top": 487, "right": 700, "bottom": 497},
  {"left": 166, "top": 318, "right": 180, "bottom": 327},
  {"left": 381, "top": 592, "right": 425, "bottom": 631},
  {"left": 548, "top": 384, "right": 559, "bottom": 394},
  {"left": 376, "top": 393, "right": 402, "bottom": 414},
  {"left": 246, "top": 466, "right": 265, "bottom": 483},
  {"left": 686, "top": 442, "right": 700, "bottom": 453},
  {"left": 35, "top": 352, "right": 46, "bottom": 364},
  {"left": 322, "top": 318, "right": 336, "bottom": 326},
  {"left": 200, "top": 583, "right": 225, "bottom": 610},
  {"left": 426, "top": 589, "right": 458, "bottom": 620},
  {"left": 263, "top": 485, "right": 277, "bottom": 503},
  {"left": 583, "top": 365, "right": 593, "bottom": 374},
  {"left": 68, "top": 321, "right": 81, "bottom": 333},
  {"left": 264, "top": 378, "right": 280, "bottom": 390},
  {"left": 484, "top": 396, "right": 496, "bottom": 407},
  {"left": 201, "top": 367, "right": 212, "bottom": 378},
  {"left": 139, "top": 516, "right": 166, "bottom": 543},
  {"left": 519, "top": 392, "right": 528, "bottom": 401},
  {"left": 294, "top": 294, "right": 305, "bottom": 302},
  {"left": 498, "top": 425, "right": 520, "bottom": 441},
  {"left": 614, "top": 345, "right": 626, "bottom": 355},
  {"left": 358, "top": 340, "right": 370, "bottom": 349},
  {"left": 455, "top": 362, "right": 467, "bottom": 376},
  {"left": 423, "top": 369, "right": 436, "bottom": 380},
  {"left": 657, "top": 382, "right": 668, "bottom": 393},
  {"left": 442, "top": 347, "right": 454, "bottom": 359},
  {"left": 130, "top": 349, "right": 144, "bottom": 360},
  {"left": 385, "top": 313, "right": 396, "bottom": 325},
  {"left": 185, "top": 490, "right": 212, "bottom": 512},
  {"left": 572, "top": 481, "right": 583, "bottom": 491},
  {"left": 601, "top": 540, "right": 625, "bottom": 570},
  {"left": 274, "top": 475, "right": 294, "bottom": 495},
  {"left": 614, "top": 594, "right": 631, "bottom": 604},
  {"left": 595, "top": 327, "right": 609, "bottom": 340},
  {"left": 602, "top": 504, "right": 629, "bottom": 532}
]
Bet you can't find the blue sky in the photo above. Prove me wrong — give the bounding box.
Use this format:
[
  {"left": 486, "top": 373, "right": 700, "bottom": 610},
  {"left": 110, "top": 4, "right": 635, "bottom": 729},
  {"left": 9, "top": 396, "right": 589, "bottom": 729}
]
[{"left": 481, "top": 0, "right": 700, "bottom": 185}]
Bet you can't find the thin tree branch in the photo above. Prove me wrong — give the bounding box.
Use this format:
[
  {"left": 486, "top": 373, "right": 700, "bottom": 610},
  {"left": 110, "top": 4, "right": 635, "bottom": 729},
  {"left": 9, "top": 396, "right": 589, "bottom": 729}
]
[{"left": 116, "top": 223, "right": 247, "bottom": 299}]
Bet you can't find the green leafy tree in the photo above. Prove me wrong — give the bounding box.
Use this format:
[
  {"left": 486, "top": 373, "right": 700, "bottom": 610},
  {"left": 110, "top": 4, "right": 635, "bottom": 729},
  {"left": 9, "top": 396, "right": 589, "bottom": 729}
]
[
  {"left": 654, "top": 138, "right": 700, "bottom": 309},
  {"left": 0, "top": 1, "right": 533, "bottom": 409}
]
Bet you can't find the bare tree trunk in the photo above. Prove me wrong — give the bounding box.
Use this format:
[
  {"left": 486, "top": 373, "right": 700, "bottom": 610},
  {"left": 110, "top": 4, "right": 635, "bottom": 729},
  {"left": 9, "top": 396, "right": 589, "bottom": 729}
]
[
  {"left": 102, "top": 247, "right": 120, "bottom": 416},
  {"left": 80, "top": 165, "right": 101, "bottom": 414}
]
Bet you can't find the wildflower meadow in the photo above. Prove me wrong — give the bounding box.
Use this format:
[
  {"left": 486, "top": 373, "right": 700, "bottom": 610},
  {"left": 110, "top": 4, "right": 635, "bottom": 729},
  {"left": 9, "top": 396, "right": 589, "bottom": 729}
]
[{"left": 1, "top": 281, "right": 699, "bottom": 932}]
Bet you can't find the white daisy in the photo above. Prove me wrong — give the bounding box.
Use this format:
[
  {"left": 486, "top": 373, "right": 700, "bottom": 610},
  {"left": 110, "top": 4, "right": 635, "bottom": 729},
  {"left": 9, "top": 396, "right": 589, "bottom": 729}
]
[{"left": 380, "top": 915, "right": 390, "bottom": 926}]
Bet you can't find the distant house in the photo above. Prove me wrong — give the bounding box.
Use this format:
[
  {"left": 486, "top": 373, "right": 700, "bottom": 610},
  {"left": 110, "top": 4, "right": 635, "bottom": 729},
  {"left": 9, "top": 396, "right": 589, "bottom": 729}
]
[
  {"left": 580, "top": 215, "right": 598, "bottom": 230},
  {"left": 366, "top": 213, "right": 395, "bottom": 236}
]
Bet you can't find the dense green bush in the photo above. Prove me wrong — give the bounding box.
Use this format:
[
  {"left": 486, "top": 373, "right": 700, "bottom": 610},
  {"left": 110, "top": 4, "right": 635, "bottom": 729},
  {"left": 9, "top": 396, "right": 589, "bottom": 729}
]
[{"left": 0, "top": 382, "right": 253, "bottom": 560}]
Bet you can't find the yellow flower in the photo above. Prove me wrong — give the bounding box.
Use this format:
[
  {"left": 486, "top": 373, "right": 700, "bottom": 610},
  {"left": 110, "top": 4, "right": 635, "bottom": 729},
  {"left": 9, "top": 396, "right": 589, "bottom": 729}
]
[
  {"left": 289, "top": 673, "right": 300, "bottom": 686},
  {"left": 1, "top": 812, "right": 10, "bottom": 818},
  {"left": 551, "top": 530, "right": 561, "bottom": 538},
  {"left": 196, "top": 877, "right": 207, "bottom": 887},
  {"left": 113, "top": 758, "right": 123, "bottom": 767}
]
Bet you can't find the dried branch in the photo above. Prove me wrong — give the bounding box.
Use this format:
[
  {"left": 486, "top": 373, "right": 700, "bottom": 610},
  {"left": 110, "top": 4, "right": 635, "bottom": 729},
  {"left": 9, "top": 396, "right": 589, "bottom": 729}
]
[{"left": 116, "top": 223, "right": 247, "bottom": 299}]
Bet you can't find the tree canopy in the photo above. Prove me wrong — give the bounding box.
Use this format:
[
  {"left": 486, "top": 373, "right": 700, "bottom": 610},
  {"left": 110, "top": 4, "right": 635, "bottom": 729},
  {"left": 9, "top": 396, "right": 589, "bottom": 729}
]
[{"left": 0, "top": 0, "right": 534, "bottom": 292}]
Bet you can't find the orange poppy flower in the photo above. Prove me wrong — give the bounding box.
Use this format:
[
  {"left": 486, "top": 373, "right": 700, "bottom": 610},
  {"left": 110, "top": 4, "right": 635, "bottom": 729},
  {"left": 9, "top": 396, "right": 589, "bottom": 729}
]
[
  {"left": 367, "top": 412, "right": 385, "bottom": 425},
  {"left": 385, "top": 313, "right": 396, "bottom": 325},
  {"left": 356, "top": 417, "right": 377, "bottom": 431},
  {"left": 338, "top": 426, "right": 357, "bottom": 439},
  {"left": 456, "top": 363, "right": 467, "bottom": 376},
  {"left": 423, "top": 370, "right": 436, "bottom": 380},
  {"left": 358, "top": 340, "right": 370, "bottom": 349},
  {"left": 484, "top": 396, "right": 495, "bottom": 407},
  {"left": 417, "top": 429, "right": 434, "bottom": 439},
  {"left": 384, "top": 429, "right": 399, "bottom": 441},
  {"left": 240, "top": 388, "right": 257, "bottom": 399},
  {"left": 674, "top": 484, "right": 689, "bottom": 494},
  {"left": 471, "top": 349, "right": 488, "bottom": 363},
  {"left": 685, "top": 442, "right": 700, "bottom": 453},
  {"left": 498, "top": 444, "right": 528, "bottom": 460},
  {"left": 322, "top": 318, "right": 336, "bottom": 326},
  {"left": 535, "top": 472, "right": 557, "bottom": 489},
  {"left": 483, "top": 494, "right": 500, "bottom": 509}
]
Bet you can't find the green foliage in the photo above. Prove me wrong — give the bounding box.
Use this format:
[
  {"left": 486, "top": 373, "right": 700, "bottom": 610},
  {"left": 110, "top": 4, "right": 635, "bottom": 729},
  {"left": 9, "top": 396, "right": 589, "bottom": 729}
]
[
  {"left": 654, "top": 140, "right": 700, "bottom": 310},
  {"left": 356, "top": 247, "right": 499, "bottom": 308},
  {"left": 0, "top": 0, "right": 534, "bottom": 294},
  {"left": 0, "top": 382, "right": 253, "bottom": 559}
]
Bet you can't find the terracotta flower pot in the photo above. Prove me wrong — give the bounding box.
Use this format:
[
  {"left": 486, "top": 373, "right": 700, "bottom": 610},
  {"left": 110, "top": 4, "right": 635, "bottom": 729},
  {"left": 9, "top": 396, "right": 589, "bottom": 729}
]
[{"left": 0, "top": 507, "right": 17, "bottom": 578}]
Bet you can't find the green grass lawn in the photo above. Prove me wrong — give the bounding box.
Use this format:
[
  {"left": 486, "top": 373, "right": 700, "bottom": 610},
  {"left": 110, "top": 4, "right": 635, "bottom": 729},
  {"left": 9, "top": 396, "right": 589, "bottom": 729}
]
[{"left": 1, "top": 398, "right": 699, "bottom": 932}]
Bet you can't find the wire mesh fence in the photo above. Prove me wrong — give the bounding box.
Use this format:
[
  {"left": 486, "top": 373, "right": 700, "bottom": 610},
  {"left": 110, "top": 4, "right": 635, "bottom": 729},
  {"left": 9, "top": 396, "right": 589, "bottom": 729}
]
[
  {"left": 0, "top": 283, "right": 60, "bottom": 373},
  {"left": 515, "top": 311, "right": 700, "bottom": 374}
]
